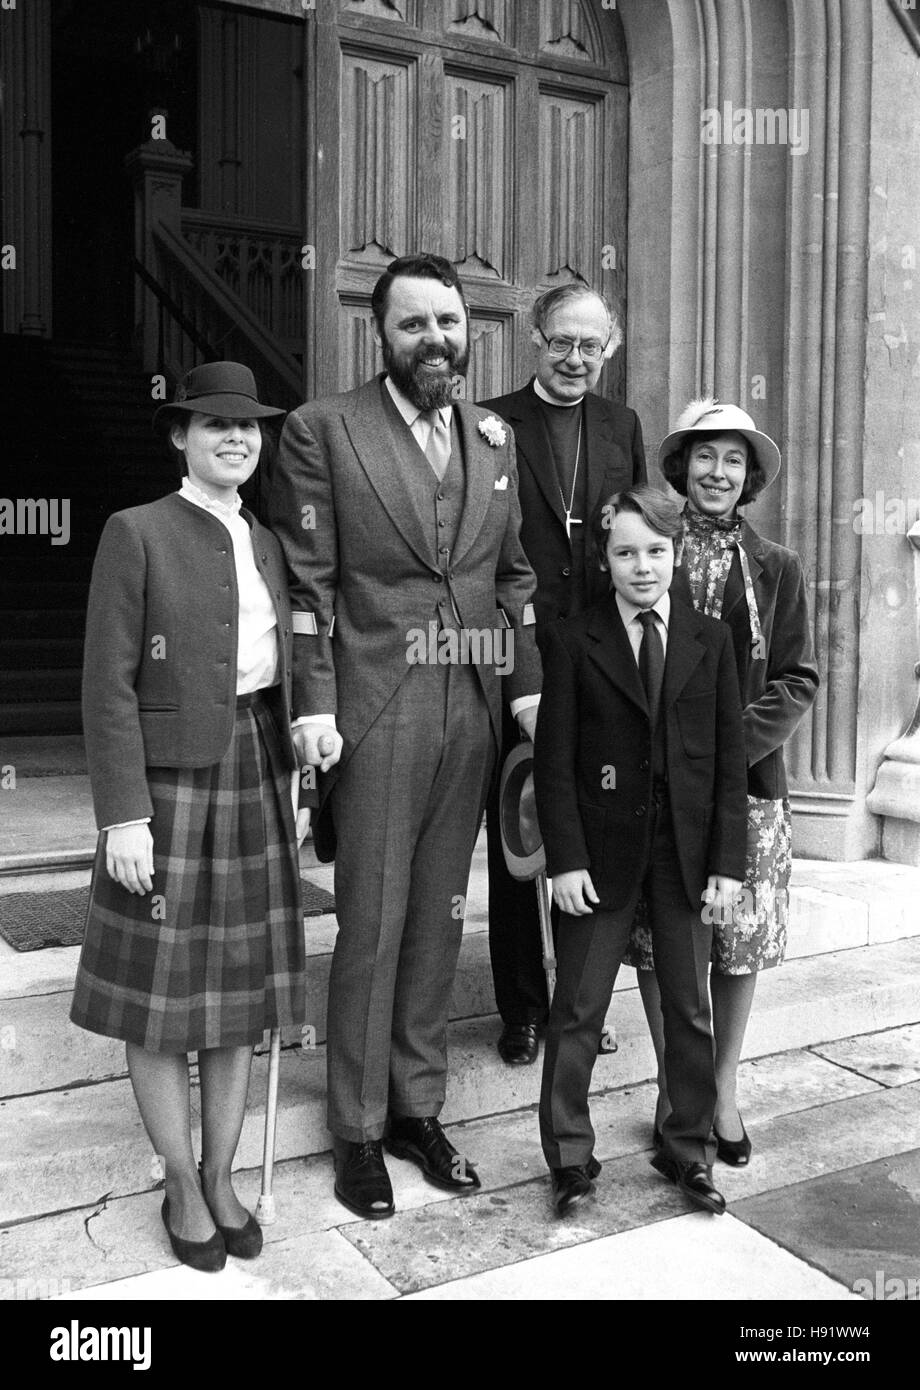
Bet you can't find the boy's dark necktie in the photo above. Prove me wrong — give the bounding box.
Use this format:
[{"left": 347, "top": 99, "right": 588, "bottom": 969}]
[{"left": 637, "top": 609, "right": 664, "bottom": 726}]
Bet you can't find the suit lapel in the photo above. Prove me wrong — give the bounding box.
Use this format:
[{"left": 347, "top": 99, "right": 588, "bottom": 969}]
[
  {"left": 341, "top": 376, "right": 436, "bottom": 570},
  {"left": 504, "top": 384, "right": 568, "bottom": 529},
  {"left": 585, "top": 593, "right": 649, "bottom": 715},
  {"left": 451, "top": 402, "right": 495, "bottom": 565},
  {"left": 662, "top": 600, "right": 707, "bottom": 710},
  {"left": 583, "top": 393, "right": 616, "bottom": 517}
]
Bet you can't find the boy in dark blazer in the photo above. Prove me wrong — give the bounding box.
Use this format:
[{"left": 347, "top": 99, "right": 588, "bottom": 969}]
[{"left": 533, "top": 486, "right": 748, "bottom": 1217}]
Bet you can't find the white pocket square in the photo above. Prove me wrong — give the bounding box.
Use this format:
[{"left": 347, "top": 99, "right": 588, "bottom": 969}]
[{"left": 494, "top": 476, "right": 509, "bottom": 490}]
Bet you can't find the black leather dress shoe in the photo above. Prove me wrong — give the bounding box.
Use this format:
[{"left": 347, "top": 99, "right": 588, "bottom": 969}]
[
  {"left": 550, "top": 1165, "right": 596, "bottom": 1216},
  {"left": 714, "top": 1118, "right": 752, "bottom": 1167},
  {"left": 497, "top": 1023, "right": 539, "bottom": 1065},
  {"left": 333, "top": 1139, "right": 395, "bottom": 1219},
  {"left": 650, "top": 1152, "right": 726, "bottom": 1215},
  {"left": 386, "top": 1116, "right": 481, "bottom": 1192}
]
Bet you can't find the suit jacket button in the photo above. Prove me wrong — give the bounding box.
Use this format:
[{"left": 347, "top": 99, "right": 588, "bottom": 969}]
[
  {"left": 562, "top": 567, "right": 571, "bottom": 577},
  {"left": 639, "top": 759, "right": 649, "bottom": 770},
  {"left": 261, "top": 552, "right": 268, "bottom": 562},
  {"left": 635, "top": 805, "right": 646, "bottom": 816}
]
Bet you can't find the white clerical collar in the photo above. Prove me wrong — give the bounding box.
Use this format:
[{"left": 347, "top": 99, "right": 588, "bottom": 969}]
[
  {"left": 384, "top": 375, "right": 453, "bottom": 430},
  {"left": 180, "top": 478, "right": 243, "bottom": 519},
  {"left": 533, "top": 379, "right": 585, "bottom": 409},
  {"left": 616, "top": 589, "right": 671, "bottom": 631}
]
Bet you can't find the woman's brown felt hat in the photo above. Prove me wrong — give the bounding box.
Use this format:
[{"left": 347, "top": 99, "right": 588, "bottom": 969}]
[
  {"left": 153, "top": 361, "right": 287, "bottom": 429},
  {"left": 498, "top": 741, "right": 546, "bottom": 882}
]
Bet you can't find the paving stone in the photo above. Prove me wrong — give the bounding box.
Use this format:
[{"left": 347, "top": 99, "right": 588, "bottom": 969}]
[
  {"left": 813, "top": 1024, "right": 920, "bottom": 1088},
  {"left": 733, "top": 1149, "right": 920, "bottom": 1302},
  {"left": 341, "top": 1148, "right": 680, "bottom": 1295},
  {"left": 403, "top": 1213, "right": 861, "bottom": 1302},
  {"left": 341, "top": 1083, "right": 920, "bottom": 1295},
  {"left": 55, "top": 1227, "right": 399, "bottom": 1301}
]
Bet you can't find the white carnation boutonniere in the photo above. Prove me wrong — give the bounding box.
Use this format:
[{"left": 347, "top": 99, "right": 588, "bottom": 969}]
[{"left": 478, "top": 415, "right": 507, "bottom": 448}]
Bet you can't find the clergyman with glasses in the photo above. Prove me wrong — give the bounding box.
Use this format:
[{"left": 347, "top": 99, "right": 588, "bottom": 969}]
[{"left": 480, "top": 285, "right": 647, "bottom": 1066}]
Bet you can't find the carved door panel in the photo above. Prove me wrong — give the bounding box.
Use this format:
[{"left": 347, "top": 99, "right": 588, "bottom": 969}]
[{"left": 307, "top": 0, "right": 628, "bottom": 402}]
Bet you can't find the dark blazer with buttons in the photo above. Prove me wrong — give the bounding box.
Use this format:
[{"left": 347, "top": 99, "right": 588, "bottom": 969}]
[
  {"left": 673, "top": 519, "right": 819, "bottom": 800},
  {"left": 81, "top": 491, "right": 296, "bottom": 829},
  {"left": 478, "top": 382, "right": 646, "bottom": 640},
  {"left": 533, "top": 590, "right": 748, "bottom": 912}
]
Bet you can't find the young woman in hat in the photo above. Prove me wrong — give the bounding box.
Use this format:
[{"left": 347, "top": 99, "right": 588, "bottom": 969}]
[
  {"left": 71, "top": 362, "right": 305, "bottom": 1271},
  {"left": 625, "top": 400, "right": 819, "bottom": 1165}
]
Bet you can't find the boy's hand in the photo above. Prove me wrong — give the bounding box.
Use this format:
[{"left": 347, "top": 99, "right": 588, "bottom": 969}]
[
  {"left": 106, "top": 823, "right": 155, "bottom": 895},
  {"left": 702, "top": 875, "right": 743, "bottom": 924},
  {"left": 552, "top": 870, "right": 599, "bottom": 916}
]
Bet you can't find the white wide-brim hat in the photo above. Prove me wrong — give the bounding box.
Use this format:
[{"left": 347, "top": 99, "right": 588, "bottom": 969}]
[{"left": 658, "top": 398, "right": 781, "bottom": 489}]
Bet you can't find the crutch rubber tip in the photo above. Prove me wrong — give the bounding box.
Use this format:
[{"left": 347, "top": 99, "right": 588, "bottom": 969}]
[{"left": 255, "top": 1195, "right": 277, "bottom": 1225}]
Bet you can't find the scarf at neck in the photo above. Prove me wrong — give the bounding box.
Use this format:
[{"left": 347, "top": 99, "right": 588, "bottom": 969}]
[{"left": 680, "top": 506, "right": 763, "bottom": 651}]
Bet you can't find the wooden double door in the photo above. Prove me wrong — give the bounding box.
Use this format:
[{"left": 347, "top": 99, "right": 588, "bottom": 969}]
[{"left": 306, "top": 0, "right": 629, "bottom": 402}]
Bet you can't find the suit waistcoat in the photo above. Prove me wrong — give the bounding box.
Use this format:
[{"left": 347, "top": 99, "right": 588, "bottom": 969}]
[{"left": 380, "top": 389, "right": 466, "bottom": 629}]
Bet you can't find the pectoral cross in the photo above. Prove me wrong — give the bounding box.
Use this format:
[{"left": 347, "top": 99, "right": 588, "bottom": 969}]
[{"left": 565, "top": 512, "right": 583, "bottom": 542}]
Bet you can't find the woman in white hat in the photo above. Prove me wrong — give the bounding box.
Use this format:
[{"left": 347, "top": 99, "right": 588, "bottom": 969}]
[
  {"left": 71, "top": 362, "right": 304, "bottom": 1271},
  {"left": 625, "top": 399, "right": 818, "bottom": 1165}
]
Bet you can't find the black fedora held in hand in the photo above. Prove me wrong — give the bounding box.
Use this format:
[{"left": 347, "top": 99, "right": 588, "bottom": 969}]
[
  {"left": 499, "top": 741, "right": 546, "bottom": 882},
  {"left": 153, "top": 361, "right": 287, "bottom": 429}
]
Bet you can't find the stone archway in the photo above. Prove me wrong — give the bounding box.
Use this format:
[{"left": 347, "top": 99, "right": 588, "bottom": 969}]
[{"left": 614, "top": 0, "right": 878, "bottom": 861}]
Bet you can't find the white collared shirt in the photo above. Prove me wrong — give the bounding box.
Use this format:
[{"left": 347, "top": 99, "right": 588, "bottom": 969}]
[
  {"left": 615, "top": 590, "right": 671, "bottom": 665},
  {"left": 384, "top": 375, "right": 453, "bottom": 447},
  {"left": 180, "top": 480, "right": 279, "bottom": 694}
]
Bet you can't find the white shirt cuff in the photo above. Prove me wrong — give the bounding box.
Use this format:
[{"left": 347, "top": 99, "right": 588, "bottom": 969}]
[
  {"left": 292, "top": 715, "right": 337, "bottom": 729},
  {"left": 510, "top": 695, "right": 540, "bottom": 718},
  {"left": 102, "top": 818, "right": 151, "bottom": 831}
]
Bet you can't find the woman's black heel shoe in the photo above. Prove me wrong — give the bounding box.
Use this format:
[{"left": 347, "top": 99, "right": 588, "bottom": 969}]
[
  {"left": 161, "top": 1196, "right": 227, "bottom": 1272},
  {"left": 214, "top": 1211, "right": 263, "bottom": 1259},
  {"left": 714, "top": 1119, "right": 752, "bottom": 1167},
  {"left": 198, "top": 1163, "right": 263, "bottom": 1258}
]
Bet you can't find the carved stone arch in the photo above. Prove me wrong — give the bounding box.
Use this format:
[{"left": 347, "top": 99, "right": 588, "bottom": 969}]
[{"left": 615, "top": 0, "right": 878, "bottom": 858}]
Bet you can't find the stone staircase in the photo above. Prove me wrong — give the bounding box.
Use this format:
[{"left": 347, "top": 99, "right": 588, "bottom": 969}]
[
  {"left": 0, "top": 338, "right": 174, "bottom": 736},
  {"left": 2, "top": 841, "right": 920, "bottom": 1229}
]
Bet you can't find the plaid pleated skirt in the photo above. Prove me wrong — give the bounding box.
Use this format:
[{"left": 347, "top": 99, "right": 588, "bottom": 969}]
[{"left": 71, "top": 689, "right": 306, "bottom": 1052}]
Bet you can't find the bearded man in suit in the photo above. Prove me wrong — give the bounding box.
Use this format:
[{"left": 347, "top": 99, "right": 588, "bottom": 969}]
[
  {"left": 268, "top": 254, "right": 541, "bottom": 1219},
  {"left": 481, "top": 286, "right": 647, "bottom": 1064}
]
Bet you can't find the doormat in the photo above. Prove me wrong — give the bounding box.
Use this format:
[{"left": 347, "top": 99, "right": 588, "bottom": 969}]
[{"left": 0, "top": 879, "right": 337, "bottom": 953}]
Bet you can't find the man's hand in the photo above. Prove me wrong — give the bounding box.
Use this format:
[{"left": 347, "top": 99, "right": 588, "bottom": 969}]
[
  {"left": 516, "top": 704, "right": 538, "bottom": 742},
  {"left": 552, "top": 869, "right": 599, "bottom": 916},
  {"left": 293, "top": 722, "right": 343, "bottom": 772},
  {"left": 701, "top": 875, "right": 743, "bottom": 924},
  {"left": 106, "top": 823, "right": 154, "bottom": 895}
]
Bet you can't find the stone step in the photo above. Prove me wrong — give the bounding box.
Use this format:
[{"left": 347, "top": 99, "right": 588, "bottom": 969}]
[
  {"left": 1, "top": 936, "right": 919, "bottom": 1226},
  {"left": 3, "top": 852, "right": 920, "bottom": 1096},
  {"left": 0, "top": 702, "right": 82, "bottom": 735},
  {"left": 0, "top": 669, "right": 80, "bottom": 702},
  {"left": 0, "top": 611, "right": 85, "bottom": 639}
]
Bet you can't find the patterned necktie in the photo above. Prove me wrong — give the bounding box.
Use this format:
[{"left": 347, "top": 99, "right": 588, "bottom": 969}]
[
  {"left": 637, "top": 609, "right": 665, "bottom": 727},
  {"left": 422, "top": 409, "right": 451, "bottom": 481}
]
